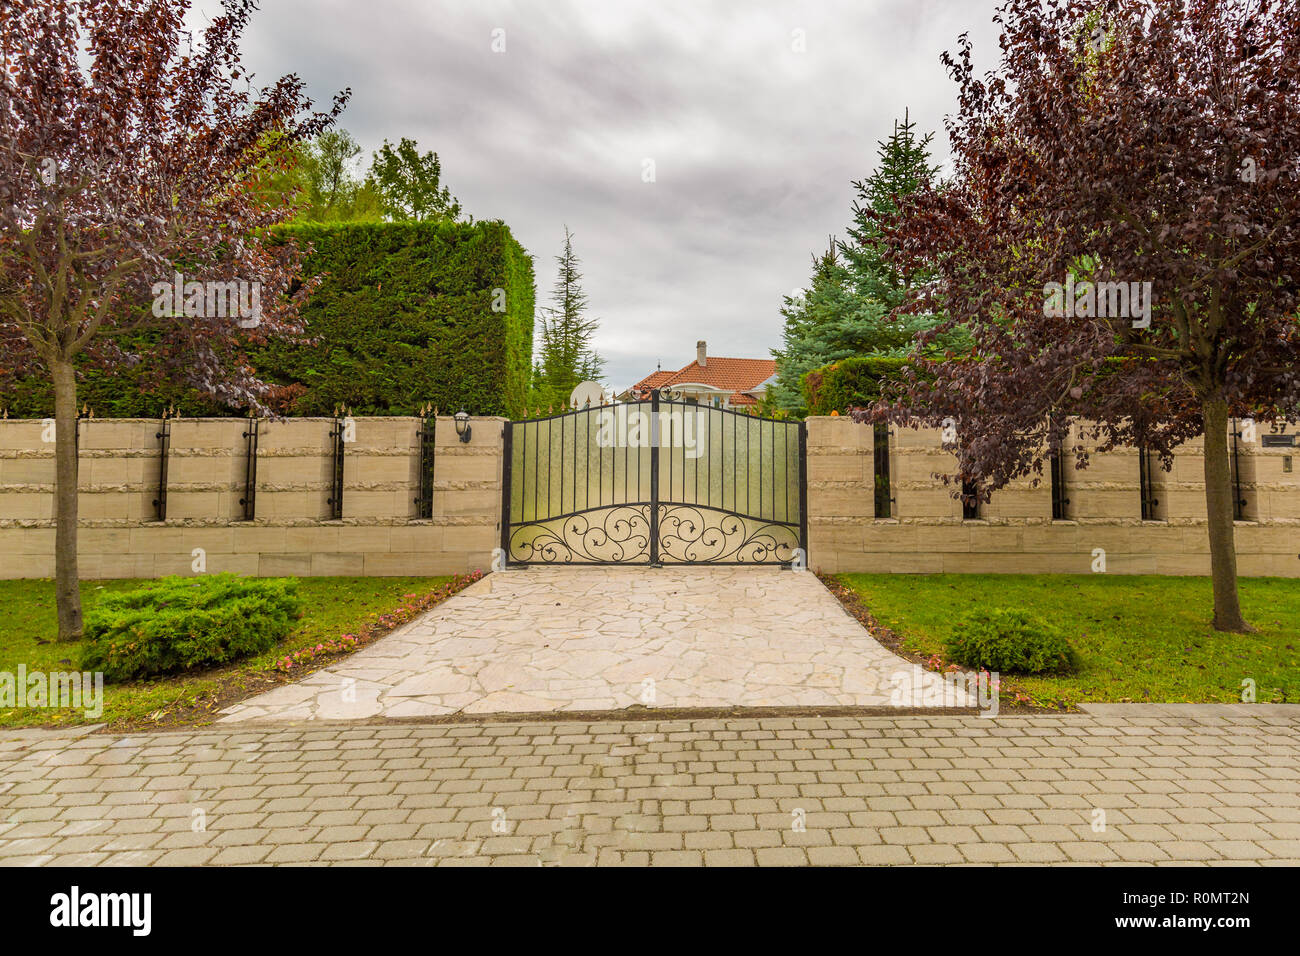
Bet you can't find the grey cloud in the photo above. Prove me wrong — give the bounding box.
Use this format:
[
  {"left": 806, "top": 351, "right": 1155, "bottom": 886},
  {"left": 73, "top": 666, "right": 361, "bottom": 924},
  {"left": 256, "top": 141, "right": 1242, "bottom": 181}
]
[{"left": 214, "top": 0, "right": 1003, "bottom": 389}]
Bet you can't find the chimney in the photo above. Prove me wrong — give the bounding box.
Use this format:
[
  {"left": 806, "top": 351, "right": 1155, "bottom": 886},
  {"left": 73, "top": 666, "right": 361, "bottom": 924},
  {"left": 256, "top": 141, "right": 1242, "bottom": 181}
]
[{"left": 696, "top": 340, "right": 707, "bottom": 367}]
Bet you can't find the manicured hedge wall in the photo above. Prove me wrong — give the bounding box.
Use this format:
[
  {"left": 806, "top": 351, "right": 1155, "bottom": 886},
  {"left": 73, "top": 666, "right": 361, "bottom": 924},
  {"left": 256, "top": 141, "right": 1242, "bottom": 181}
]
[
  {"left": 262, "top": 220, "right": 534, "bottom": 417},
  {"left": 1, "top": 220, "right": 535, "bottom": 419},
  {"left": 801, "top": 355, "right": 908, "bottom": 416}
]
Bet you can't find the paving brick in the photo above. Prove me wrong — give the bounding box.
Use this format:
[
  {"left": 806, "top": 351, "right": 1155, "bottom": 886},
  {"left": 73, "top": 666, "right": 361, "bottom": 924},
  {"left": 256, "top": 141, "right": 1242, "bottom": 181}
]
[
  {"left": 318, "top": 841, "right": 379, "bottom": 861},
  {"left": 152, "top": 847, "right": 218, "bottom": 866},
  {"left": 755, "top": 847, "right": 808, "bottom": 866},
  {"left": 649, "top": 850, "right": 702, "bottom": 866},
  {"left": 908, "top": 843, "right": 965, "bottom": 864},
  {"left": 807, "top": 845, "right": 860, "bottom": 866},
  {"left": 265, "top": 843, "right": 327, "bottom": 863},
  {"left": 958, "top": 842, "right": 1017, "bottom": 863},
  {"left": 2, "top": 709, "right": 1297, "bottom": 868},
  {"left": 1060, "top": 841, "right": 1121, "bottom": 862},
  {"left": 210, "top": 844, "right": 272, "bottom": 865},
  {"left": 855, "top": 844, "right": 912, "bottom": 865},
  {"left": 704, "top": 848, "right": 755, "bottom": 866}
]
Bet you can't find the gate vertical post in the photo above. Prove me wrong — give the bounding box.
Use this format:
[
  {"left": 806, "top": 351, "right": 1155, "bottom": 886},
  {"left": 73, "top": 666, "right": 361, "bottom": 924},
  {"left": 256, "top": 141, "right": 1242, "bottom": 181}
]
[
  {"left": 416, "top": 412, "right": 436, "bottom": 520},
  {"left": 327, "top": 416, "right": 345, "bottom": 520},
  {"left": 649, "top": 389, "right": 660, "bottom": 565},
  {"left": 239, "top": 417, "right": 259, "bottom": 521},
  {"left": 798, "top": 420, "right": 809, "bottom": 567},
  {"left": 500, "top": 420, "right": 513, "bottom": 566},
  {"left": 152, "top": 417, "right": 170, "bottom": 523}
]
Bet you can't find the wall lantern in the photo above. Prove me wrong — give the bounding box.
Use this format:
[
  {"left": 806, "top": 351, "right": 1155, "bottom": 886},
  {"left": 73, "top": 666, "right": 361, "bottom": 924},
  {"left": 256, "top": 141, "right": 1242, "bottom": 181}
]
[{"left": 454, "top": 409, "right": 472, "bottom": 444}]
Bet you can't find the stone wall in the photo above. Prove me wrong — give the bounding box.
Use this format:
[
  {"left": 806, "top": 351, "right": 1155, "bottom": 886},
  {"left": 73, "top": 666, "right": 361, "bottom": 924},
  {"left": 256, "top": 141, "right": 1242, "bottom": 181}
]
[
  {"left": 0, "top": 416, "right": 504, "bottom": 578},
  {"left": 806, "top": 416, "right": 1300, "bottom": 576},
  {"left": 3, "top": 412, "right": 1296, "bottom": 578}
]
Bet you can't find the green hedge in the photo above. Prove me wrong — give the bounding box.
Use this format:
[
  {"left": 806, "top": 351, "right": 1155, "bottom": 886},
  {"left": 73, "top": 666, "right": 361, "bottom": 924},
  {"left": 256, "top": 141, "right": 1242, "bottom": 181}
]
[
  {"left": 1, "top": 220, "right": 535, "bottom": 419},
  {"left": 800, "top": 355, "right": 908, "bottom": 416},
  {"left": 80, "top": 574, "right": 304, "bottom": 682},
  {"left": 261, "top": 220, "right": 534, "bottom": 417},
  {"left": 0, "top": 329, "right": 227, "bottom": 418}
]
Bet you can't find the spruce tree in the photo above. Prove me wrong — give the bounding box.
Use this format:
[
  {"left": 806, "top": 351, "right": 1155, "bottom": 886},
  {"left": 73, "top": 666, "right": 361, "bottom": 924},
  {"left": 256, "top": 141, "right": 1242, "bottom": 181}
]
[
  {"left": 771, "top": 240, "right": 888, "bottom": 411},
  {"left": 772, "top": 112, "right": 967, "bottom": 415},
  {"left": 535, "top": 226, "right": 603, "bottom": 408},
  {"left": 843, "top": 110, "right": 942, "bottom": 306}
]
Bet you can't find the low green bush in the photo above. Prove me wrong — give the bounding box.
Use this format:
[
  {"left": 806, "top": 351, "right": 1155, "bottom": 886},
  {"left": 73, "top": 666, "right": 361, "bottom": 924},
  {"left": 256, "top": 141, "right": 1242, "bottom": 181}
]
[
  {"left": 944, "top": 608, "right": 1080, "bottom": 674},
  {"left": 80, "top": 575, "right": 304, "bottom": 682}
]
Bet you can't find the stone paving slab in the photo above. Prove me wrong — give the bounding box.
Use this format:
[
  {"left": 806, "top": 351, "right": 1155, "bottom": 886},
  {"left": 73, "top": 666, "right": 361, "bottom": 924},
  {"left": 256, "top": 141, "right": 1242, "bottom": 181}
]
[
  {"left": 218, "top": 568, "right": 967, "bottom": 722},
  {"left": 1, "top": 710, "right": 1297, "bottom": 866}
]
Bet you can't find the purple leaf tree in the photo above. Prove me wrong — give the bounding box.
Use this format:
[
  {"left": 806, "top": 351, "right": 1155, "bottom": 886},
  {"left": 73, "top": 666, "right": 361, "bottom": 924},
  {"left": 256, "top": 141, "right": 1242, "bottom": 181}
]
[
  {"left": 0, "top": 0, "right": 346, "bottom": 639},
  {"left": 859, "top": 0, "right": 1300, "bottom": 631}
]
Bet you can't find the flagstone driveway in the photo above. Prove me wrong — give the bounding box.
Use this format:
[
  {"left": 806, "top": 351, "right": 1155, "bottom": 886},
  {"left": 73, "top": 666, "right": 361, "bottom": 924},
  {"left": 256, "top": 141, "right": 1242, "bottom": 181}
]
[{"left": 217, "top": 567, "right": 967, "bottom": 723}]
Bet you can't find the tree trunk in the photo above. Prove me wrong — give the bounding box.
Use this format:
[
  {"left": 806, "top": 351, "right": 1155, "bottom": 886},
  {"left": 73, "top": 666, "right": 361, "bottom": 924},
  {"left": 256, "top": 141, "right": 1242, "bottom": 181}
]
[
  {"left": 51, "top": 358, "right": 84, "bottom": 642},
  {"left": 1201, "top": 397, "right": 1250, "bottom": 632}
]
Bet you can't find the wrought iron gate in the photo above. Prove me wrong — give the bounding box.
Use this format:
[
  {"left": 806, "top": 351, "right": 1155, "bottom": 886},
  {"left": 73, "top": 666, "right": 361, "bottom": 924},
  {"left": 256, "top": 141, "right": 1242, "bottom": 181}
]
[{"left": 501, "top": 389, "right": 807, "bottom": 566}]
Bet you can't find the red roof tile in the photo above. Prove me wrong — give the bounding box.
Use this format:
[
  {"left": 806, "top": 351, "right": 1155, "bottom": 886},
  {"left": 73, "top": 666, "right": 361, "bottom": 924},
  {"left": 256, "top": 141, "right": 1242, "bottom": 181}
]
[
  {"left": 634, "top": 370, "right": 676, "bottom": 390},
  {"left": 629, "top": 357, "right": 775, "bottom": 404}
]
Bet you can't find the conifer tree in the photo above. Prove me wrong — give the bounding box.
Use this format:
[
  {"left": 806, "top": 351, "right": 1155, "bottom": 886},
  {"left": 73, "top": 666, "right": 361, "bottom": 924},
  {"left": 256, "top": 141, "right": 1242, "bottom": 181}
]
[
  {"left": 771, "top": 113, "right": 965, "bottom": 414},
  {"left": 843, "top": 111, "right": 941, "bottom": 307},
  {"left": 771, "top": 240, "right": 889, "bottom": 411},
  {"left": 534, "top": 226, "right": 603, "bottom": 408}
]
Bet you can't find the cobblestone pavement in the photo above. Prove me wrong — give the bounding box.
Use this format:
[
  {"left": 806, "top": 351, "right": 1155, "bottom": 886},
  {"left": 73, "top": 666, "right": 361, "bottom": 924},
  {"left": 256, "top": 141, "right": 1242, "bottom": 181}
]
[
  {"left": 1, "top": 706, "right": 1297, "bottom": 866},
  {"left": 218, "top": 568, "right": 965, "bottom": 722}
]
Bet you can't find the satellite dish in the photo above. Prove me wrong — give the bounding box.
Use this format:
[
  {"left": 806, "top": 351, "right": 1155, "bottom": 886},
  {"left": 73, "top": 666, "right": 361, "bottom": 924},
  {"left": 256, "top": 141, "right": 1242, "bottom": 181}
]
[{"left": 569, "top": 381, "right": 606, "bottom": 409}]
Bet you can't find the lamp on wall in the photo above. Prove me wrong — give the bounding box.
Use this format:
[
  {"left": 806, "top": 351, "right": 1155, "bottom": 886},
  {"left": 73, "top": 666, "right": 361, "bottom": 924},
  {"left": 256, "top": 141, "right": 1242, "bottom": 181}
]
[{"left": 454, "top": 409, "right": 472, "bottom": 443}]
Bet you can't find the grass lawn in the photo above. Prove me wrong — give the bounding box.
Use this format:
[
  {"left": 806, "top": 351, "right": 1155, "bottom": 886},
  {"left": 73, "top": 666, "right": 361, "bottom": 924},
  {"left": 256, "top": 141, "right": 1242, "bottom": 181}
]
[
  {"left": 835, "top": 574, "right": 1300, "bottom": 708},
  {"left": 0, "top": 575, "right": 458, "bottom": 730}
]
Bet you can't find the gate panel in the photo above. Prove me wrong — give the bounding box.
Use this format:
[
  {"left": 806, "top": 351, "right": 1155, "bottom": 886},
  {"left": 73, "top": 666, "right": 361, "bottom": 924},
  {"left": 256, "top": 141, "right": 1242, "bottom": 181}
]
[
  {"left": 655, "top": 403, "right": 803, "bottom": 564},
  {"left": 502, "top": 391, "right": 805, "bottom": 566},
  {"left": 504, "top": 405, "right": 653, "bottom": 564}
]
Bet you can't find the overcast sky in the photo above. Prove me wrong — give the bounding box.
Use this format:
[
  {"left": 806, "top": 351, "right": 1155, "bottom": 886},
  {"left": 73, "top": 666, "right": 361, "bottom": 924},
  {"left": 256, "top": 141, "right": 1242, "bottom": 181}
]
[{"left": 205, "top": 0, "right": 1003, "bottom": 391}]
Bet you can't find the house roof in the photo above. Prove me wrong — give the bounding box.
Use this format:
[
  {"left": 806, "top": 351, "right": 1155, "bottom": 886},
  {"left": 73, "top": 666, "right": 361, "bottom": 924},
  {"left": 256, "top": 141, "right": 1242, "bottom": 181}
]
[
  {"left": 634, "top": 370, "right": 676, "bottom": 391},
  {"left": 627, "top": 357, "right": 777, "bottom": 406}
]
